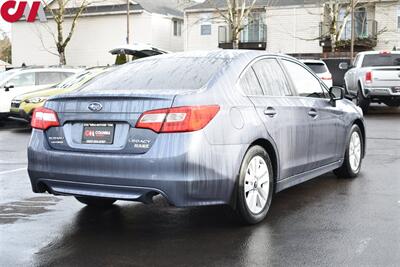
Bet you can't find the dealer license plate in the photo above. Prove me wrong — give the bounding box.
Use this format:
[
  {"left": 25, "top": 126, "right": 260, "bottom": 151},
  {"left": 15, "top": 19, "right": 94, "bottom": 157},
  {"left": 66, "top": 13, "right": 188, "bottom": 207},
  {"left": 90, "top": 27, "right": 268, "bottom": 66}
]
[{"left": 82, "top": 123, "right": 115, "bottom": 144}]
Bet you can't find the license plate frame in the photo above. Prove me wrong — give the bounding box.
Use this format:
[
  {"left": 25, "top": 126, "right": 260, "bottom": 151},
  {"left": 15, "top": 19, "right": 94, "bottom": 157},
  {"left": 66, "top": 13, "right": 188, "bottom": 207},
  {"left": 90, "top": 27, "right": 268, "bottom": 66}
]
[{"left": 81, "top": 123, "right": 115, "bottom": 144}]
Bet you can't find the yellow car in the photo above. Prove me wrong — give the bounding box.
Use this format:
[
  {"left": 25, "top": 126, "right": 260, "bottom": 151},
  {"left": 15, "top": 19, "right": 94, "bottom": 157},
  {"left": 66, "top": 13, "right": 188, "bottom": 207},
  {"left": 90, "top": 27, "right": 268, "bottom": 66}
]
[{"left": 10, "top": 67, "right": 110, "bottom": 121}]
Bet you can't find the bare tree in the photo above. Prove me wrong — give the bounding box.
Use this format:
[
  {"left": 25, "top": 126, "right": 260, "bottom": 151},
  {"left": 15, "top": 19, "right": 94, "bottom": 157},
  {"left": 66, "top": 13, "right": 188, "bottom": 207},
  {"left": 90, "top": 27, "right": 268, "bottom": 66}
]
[
  {"left": 323, "top": 0, "right": 357, "bottom": 52},
  {"left": 213, "top": 0, "right": 256, "bottom": 49},
  {"left": 0, "top": 30, "right": 11, "bottom": 63},
  {"left": 44, "top": 0, "right": 90, "bottom": 65},
  {"left": 321, "top": 0, "right": 383, "bottom": 52},
  {"left": 206, "top": 0, "right": 277, "bottom": 49}
]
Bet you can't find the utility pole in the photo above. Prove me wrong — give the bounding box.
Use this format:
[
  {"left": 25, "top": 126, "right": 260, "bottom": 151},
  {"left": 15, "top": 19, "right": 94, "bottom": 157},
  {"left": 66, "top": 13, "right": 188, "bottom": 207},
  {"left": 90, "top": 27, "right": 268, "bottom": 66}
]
[
  {"left": 350, "top": 0, "right": 355, "bottom": 61},
  {"left": 126, "top": 0, "right": 130, "bottom": 62},
  {"left": 126, "top": 0, "right": 130, "bottom": 44}
]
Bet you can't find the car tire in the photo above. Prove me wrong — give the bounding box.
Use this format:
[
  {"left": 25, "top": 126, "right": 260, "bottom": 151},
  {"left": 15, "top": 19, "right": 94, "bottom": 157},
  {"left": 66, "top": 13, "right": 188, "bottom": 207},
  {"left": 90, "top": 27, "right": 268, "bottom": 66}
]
[
  {"left": 0, "top": 115, "right": 5, "bottom": 126},
  {"left": 383, "top": 100, "right": 400, "bottom": 107},
  {"left": 75, "top": 196, "right": 116, "bottom": 207},
  {"left": 236, "top": 145, "right": 273, "bottom": 225},
  {"left": 334, "top": 125, "right": 363, "bottom": 178},
  {"left": 343, "top": 82, "right": 350, "bottom": 95},
  {"left": 357, "top": 88, "right": 370, "bottom": 114}
]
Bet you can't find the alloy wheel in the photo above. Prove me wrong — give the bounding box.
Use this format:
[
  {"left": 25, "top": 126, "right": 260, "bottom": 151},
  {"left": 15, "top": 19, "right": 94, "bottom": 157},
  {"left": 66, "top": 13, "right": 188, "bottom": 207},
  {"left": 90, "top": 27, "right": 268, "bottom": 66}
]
[
  {"left": 244, "top": 156, "right": 270, "bottom": 214},
  {"left": 349, "top": 131, "right": 361, "bottom": 172}
]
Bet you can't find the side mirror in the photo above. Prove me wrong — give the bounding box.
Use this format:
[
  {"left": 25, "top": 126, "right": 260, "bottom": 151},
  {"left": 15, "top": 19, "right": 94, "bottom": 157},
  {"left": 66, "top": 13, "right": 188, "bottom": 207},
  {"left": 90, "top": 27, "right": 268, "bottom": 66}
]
[
  {"left": 329, "top": 86, "right": 345, "bottom": 106},
  {"left": 4, "top": 83, "right": 14, "bottom": 92},
  {"left": 338, "top": 62, "right": 349, "bottom": 70}
]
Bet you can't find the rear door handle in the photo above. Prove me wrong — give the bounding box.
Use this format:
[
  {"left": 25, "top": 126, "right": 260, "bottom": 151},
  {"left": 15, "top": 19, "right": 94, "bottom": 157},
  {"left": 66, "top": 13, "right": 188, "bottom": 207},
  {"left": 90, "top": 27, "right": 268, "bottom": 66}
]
[
  {"left": 264, "top": 107, "right": 277, "bottom": 117},
  {"left": 308, "top": 108, "right": 318, "bottom": 118}
]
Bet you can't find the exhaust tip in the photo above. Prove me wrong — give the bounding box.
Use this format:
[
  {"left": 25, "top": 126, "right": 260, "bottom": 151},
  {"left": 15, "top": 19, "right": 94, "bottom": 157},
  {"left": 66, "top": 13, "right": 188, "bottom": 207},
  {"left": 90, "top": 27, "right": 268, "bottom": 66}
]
[
  {"left": 36, "top": 182, "right": 51, "bottom": 193},
  {"left": 140, "top": 191, "right": 159, "bottom": 204}
]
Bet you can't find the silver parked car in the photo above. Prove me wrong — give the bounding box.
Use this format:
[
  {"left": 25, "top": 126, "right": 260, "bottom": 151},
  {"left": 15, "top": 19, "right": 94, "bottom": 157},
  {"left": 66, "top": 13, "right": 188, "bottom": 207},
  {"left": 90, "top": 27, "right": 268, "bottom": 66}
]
[{"left": 28, "top": 51, "right": 365, "bottom": 224}]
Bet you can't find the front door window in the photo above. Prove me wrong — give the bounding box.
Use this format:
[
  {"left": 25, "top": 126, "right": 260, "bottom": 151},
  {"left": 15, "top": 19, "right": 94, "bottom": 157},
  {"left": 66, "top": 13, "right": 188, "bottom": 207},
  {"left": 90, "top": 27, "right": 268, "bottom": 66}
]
[{"left": 7, "top": 73, "right": 35, "bottom": 87}]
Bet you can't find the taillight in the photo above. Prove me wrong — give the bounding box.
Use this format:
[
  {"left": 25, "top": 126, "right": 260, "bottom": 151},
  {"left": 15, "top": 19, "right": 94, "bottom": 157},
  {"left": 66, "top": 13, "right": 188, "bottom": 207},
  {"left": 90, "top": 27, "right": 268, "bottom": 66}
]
[
  {"left": 379, "top": 51, "right": 391, "bottom": 56},
  {"left": 31, "top": 107, "right": 60, "bottom": 130},
  {"left": 321, "top": 74, "right": 332, "bottom": 80},
  {"left": 136, "top": 105, "right": 220, "bottom": 133},
  {"left": 365, "top": 71, "right": 372, "bottom": 83}
]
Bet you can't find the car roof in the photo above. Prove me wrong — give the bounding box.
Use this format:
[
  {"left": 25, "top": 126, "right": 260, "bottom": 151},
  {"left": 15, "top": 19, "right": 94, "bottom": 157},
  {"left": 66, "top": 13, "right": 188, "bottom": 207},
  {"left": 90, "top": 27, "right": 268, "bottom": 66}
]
[
  {"left": 17, "top": 67, "right": 80, "bottom": 73},
  {"left": 357, "top": 51, "right": 400, "bottom": 55},
  {"left": 5, "top": 67, "right": 81, "bottom": 74},
  {"left": 131, "top": 50, "right": 297, "bottom": 63}
]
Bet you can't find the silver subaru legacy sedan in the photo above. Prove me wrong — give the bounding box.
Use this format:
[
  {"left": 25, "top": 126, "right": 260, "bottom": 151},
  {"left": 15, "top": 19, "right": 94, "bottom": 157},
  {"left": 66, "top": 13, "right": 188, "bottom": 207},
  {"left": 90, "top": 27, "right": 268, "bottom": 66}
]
[{"left": 28, "top": 51, "right": 365, "bottom": 224}]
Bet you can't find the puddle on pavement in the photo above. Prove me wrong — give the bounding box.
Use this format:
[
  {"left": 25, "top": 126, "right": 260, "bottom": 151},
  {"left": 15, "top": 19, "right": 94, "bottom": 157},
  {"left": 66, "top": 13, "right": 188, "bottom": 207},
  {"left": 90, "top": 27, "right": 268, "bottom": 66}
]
[{"left": 0, "top": 196, "right": 61, "bottom": 224}]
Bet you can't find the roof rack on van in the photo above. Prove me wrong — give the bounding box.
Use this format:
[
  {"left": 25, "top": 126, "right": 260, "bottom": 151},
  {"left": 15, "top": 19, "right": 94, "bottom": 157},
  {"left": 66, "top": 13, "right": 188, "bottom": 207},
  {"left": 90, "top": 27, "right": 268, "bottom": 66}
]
[
  {"left": 85, "top": 66, "right": 108, "bottom": 70},
  {"left": 21, "top": 65, "right": 45, "bottom": 69}
]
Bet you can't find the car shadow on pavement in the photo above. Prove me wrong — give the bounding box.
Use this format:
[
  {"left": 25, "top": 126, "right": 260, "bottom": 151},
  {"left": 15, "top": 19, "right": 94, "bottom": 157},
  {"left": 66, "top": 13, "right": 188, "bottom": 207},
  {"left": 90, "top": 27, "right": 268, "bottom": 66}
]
[
  {"left": 366, "top": 104, "right": 399, "bottom": 115},
  {"left": 0, "top": 119, "right": 31, "bottom": 132},
  {"left": 32, "top": 172, "right": 359, "bottom": 267}
]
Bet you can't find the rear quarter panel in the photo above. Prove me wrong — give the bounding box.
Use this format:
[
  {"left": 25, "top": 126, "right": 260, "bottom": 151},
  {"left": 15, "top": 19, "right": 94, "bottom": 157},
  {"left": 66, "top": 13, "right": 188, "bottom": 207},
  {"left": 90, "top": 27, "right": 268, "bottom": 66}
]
[{"left": 172, "top": 54, "right": 281, "bottom": 181}]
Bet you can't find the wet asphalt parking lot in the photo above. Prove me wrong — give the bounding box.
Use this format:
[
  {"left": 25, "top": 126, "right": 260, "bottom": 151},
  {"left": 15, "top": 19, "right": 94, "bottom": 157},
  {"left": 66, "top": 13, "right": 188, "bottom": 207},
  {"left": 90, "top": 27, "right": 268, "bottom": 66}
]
[{"left": 0, "top": 105, "right": 399, "bottom": 267}]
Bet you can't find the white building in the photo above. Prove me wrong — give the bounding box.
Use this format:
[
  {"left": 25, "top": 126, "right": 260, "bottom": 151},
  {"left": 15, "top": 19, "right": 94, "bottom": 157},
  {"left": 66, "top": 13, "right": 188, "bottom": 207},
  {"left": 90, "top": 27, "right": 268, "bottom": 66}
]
[
  {"left": 375, "top": 0, "right": 400, "bottom": 51},
  {"left": 11, "top": 0, "right": 184, "bottom": 66},
  {"left": 184, "top": 0, "right": 400, "bottom": 54}
]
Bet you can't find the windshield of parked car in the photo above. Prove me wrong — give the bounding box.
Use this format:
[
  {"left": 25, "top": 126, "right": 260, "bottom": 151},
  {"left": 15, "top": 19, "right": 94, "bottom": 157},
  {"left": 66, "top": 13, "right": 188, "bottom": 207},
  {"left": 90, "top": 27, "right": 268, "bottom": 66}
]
[
  {"left": 81, "top": 57, "right": 228, "bottom": 91},
  {"left": 304, "top": 63, "right": 328, "bottom": 74},
  {"left": 362, "top": 54, "right": 400, "bottom": 67},
  {"left": 55, "top": 70, "right": 92, "bottom": 89}
]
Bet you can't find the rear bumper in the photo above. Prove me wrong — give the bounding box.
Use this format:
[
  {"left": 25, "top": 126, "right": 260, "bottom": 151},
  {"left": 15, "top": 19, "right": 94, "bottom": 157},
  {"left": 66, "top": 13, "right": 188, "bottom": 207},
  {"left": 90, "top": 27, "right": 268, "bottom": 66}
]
[
  {"left": 28, "top": 129, "right": 244, "bottom": 207},
  {"left": 364, "top": 87, "right": 400, "bottom": 97}
]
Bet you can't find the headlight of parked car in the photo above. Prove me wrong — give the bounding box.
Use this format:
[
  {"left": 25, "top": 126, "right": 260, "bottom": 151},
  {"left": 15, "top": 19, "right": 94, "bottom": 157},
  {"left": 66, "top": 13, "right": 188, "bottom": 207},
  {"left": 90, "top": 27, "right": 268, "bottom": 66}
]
[{"left": 25, "top": 97, "right": 48, "bottom": 104}]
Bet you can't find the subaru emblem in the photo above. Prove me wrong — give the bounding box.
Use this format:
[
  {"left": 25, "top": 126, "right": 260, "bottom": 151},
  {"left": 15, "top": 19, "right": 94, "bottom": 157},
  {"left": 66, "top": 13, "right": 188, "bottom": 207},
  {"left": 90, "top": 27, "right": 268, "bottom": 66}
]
[{"left": 88, "top": 102, "right": 103, "bottom": 112}]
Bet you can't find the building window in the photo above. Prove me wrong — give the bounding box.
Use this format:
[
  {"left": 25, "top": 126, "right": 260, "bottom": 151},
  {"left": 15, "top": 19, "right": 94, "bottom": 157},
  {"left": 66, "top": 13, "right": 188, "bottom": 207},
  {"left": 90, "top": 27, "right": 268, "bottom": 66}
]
[
  {"left": 397, "top": 6, "right": 400, "bottom": 31},
  {"left": 173, "top": 20, "right": 182, "bottom": 36},
  {"left": 241, "top": 12, "right": 267, "bottom": 42},
  {"left": 218, "top": 26, "right": 227, "bottom": 43},
  {"left": 339, "top": 6, "right": 368, "bottom": 39},
  {"left": 201, "top": 24, "right": 211, "bottom": 35}
]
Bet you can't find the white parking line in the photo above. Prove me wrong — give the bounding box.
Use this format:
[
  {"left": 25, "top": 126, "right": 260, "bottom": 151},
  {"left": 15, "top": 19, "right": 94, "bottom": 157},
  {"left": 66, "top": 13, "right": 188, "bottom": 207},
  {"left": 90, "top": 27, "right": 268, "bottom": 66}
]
[{"left": 0, "top": 168, "right": 26, "bottom": 175}]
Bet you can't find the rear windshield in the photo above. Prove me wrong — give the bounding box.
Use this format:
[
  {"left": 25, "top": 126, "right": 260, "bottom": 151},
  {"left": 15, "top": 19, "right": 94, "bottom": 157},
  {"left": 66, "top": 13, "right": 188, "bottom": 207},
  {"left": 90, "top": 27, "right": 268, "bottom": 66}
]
[
  {"left": 81, "top": 57, "right": 228, "bottom": 91},
  {"left": 304, "top": 63, "right": 328, "bottom": 74},
  {"left": 362, "top": 54, "right": 400, "bottom": 67}
]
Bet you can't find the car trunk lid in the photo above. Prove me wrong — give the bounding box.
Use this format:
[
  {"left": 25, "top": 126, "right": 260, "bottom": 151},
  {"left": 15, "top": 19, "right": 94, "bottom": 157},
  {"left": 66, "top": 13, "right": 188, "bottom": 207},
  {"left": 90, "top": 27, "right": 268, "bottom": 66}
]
[{"left": 43, "top": 92, "right": 176, "bottom": 154}]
